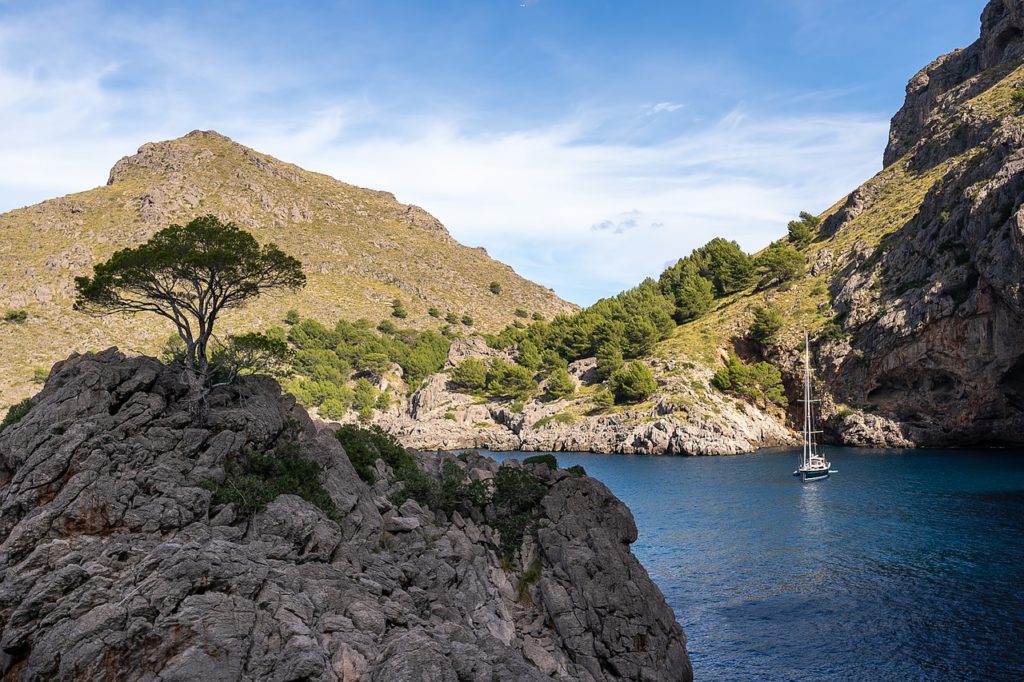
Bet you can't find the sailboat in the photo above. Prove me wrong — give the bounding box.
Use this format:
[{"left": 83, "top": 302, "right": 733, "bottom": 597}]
[{"left": 794, "top": 331, "right": 831, "bottom": 482}]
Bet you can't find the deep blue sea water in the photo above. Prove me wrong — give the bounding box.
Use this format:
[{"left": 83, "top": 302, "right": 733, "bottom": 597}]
[{"left": 487, "top": 447, "right": 1024, "bottom": 681}]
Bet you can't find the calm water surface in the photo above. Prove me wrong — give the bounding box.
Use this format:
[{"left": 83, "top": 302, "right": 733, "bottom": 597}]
[{"left": 488, "top": 447, "right": 1024, "bottom": 681}]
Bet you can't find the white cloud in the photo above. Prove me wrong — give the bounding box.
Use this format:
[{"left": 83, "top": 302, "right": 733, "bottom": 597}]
[{"left": 646, "top": 101, "right": 685, "bottom": 115}]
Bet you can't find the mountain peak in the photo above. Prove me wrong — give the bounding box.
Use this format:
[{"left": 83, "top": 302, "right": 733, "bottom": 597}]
[
  {"left": 884, "top": 0, "right": 1024, "bottom": 166},
  {"left": 106, "top": 129, "right": 284, "bottom": 187}
]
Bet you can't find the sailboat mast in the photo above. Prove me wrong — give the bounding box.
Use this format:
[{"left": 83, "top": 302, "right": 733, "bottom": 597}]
[{"left": 804, "top": 331, "right": 811, "bottom": 468}]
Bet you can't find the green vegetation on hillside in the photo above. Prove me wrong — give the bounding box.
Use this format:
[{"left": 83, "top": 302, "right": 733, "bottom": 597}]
[
  {"left": 275, "top": 315, "right": 451, "bottom": 420},
  {"left": 712, "top": 355, "right": 787, "bottom": 409},
  {"left": 336, "top": 424, "right": 545, "bottom": 558},
  {"left": 1, "top": 398, "right": 32, "bottom": 433},
  {"left": 438, "top": 226, "right": 818, "bottom": 407}
]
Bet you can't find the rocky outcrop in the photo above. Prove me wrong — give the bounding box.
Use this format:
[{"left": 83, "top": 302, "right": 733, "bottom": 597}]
[
  {"left": 0, "top": 349, "right": 690, "bottom": 681},
  {"left": 884, "top": 0, "right": 1024, "bottom": 166},
  {"left": 359, "top": 358, "right": 796, "bottom": 456}
]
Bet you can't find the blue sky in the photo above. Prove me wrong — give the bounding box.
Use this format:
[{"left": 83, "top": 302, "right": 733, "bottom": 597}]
[{"left": 0, "top": 0, "right": 986, "bottom": 304}]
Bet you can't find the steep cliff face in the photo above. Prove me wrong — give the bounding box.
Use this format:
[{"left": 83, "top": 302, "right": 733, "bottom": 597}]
[
  {"left": 0, "top": 350, "right": 690, "bottom": 681},
  {"left": 822, "top": 0, "right": 1024, "bottom": 445}
]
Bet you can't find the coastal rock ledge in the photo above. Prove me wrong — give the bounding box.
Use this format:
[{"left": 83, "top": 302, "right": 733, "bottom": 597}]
[{"left": 0, "top": 349, "right": 691, "bottom": 681}]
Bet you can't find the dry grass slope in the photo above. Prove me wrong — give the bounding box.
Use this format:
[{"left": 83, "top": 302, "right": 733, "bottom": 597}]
[{"left": 0, "top": 131, "right": 575, "bottom": 408}]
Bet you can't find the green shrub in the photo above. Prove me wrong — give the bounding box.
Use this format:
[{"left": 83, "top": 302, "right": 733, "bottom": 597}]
[
  {"left": 450, "top": 358, "right": 488, "bottom": 393},
  {"left": 819, "top": 320, "right": 848, "bottom": 344},
  {"left": 787, "top": 211, "right": 820, "bottom": 247},
  {"left": 211, "top": 332, "right": 292, "bottom": 382},
  {"left": 514, "top": 308, "right": 528, "bottom": 318},
  {"left": 428, "top": 306, "right": 441, "bottom": 318},
  {"left": 486, "top": 360, "right": 536, "bottom": 399},
  {"left": 517, "top": 556, "right": 543, "bottom": 603},
  {"left": 489, "top": 281, "right": 502, "bottom": 295},
  {"left": 754, "top": 243, "right": 805, "bottom": 289},
  {"left": 31, "top": 367, "right": 49, "bottom": 384},
  {"left": 433, "top": 459, "right": 490, "bottom": 516},
  {"left": 1012, "top": 86, "right": 1024, "bottom": 107},
  {"left": 2, "top": 309, "right": 27, "bottom": 323},
  {"left": 492, "top": 465, "right": 548, "bottom": 558},
  {"left": 523, "top": 454, "right": 557, "bottom": 470},
  {"left": 545, "top": 367, "right": 576, "bottom": 400},
  {"left": 532, "top": 412, "right": 575, "bottom": 429},
  {"left": 531, "top": 312, "right": 544, "bottom": 321},
  {"left": 204, "top": 439, "right": 339, "bottom": 520},
  {"left": 356, "top": 352, "right": 392, "bottom": 378},
  {"left": 591, "top": 387, "right": 615, "bottom": 410},
  {"left": 609, "top": 361, "right": 657, "bottom": 404},
  {"left": 336, "top": 424, "right": 416, "bottom": 484},
  {"left": 352, "top": 378, "right": 378, "bottom": 412},
  {"left": 712, "top": 354, "right": 787, "bottom": 408},
  {"left": 566, "top": 464, "right": 587, "bottom": 477},
  {"left": 391, "top": 299, "right": 408, "bottom": 319},
  {"left": 284, "top": 309, "right": 301, "bottom": 325},
  {"left": 692, "top": 237, "right": 754, "bottom": 296},
  {"left": 595, "top": 341, "right": 624, "bottom": 382},
  {"left": 445, "top": 312, "right": 460, "bottom": 324},
  {"left": 749, "top": 305, "right": 784, "bottom": 345},
  {"left": 319, "top": 397, "right": 350, "bottom": 420},
  {"left": 1, "top": 398, "right": 33, "bottom": 433},
  {"left": 461, "top": 314, "right": 474, "bottom": 327},
  {"left": 444, "top": 410, "right": 456, "bottom": 420}
]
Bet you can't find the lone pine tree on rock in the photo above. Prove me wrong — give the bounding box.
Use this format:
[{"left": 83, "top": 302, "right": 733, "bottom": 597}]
[{"left": 74, "top": 215, "right": 305, "bottom": 385}]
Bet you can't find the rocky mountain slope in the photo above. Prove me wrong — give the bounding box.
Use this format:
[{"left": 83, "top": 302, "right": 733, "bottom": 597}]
[
  {"left": 0, "top": 349, "right": 690, "bottom": 681},
  {"left": 0, "top": 131, "right": 574, "bottom": 409},
  {"left": 350, "top": 0, "right": 1024, "bottom": 453}
]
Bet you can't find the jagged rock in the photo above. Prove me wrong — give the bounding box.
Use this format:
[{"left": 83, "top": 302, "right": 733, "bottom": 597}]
[
  {"left": 0, "top": 350, "right": 691, "bottom": 681},
  {"left": 838, "top": 412, "right": 915, "bottom": 448}
]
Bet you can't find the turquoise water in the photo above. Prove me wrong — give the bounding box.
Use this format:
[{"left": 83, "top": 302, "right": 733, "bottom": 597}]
[{"left": 488, "top": 447, "right": 1024, "bottom": 681}]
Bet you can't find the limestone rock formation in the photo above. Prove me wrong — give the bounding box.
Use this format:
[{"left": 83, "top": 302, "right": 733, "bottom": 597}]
[{"left": 0, "top": 350, "right": 690, "bottom": 681}]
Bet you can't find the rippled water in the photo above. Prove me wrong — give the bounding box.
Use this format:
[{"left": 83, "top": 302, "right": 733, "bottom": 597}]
[{"left": 488, "top": 447, "right": 1024, "bottom": 681}]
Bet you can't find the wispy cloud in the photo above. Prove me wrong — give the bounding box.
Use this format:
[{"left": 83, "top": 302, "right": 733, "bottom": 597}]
[{"left": 645, "top": 101, "right": 685, "bottom": 115}]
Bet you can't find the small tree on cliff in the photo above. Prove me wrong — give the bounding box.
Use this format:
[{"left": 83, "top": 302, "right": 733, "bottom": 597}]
[{"left": 74, "top": 215, "right": 305, "bottom": 382}]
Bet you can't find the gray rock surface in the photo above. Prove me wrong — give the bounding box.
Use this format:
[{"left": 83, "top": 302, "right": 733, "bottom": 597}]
[{"left": 0, "top": 349, "right": 691, "bottom": 681}]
